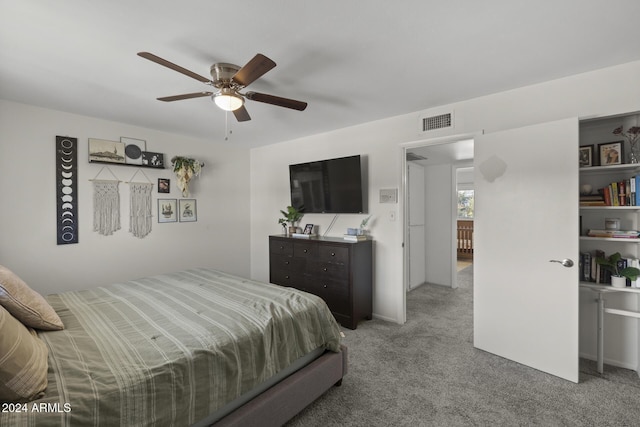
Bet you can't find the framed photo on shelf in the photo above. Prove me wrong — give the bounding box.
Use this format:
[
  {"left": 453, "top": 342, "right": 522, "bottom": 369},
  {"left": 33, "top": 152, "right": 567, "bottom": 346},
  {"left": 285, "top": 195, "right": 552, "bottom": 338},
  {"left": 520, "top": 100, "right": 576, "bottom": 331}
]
[
  {"left": 157, "top": 199, "right": 177, "bottom": 223},
  {"left": 158, "top": 178, "right": 170, "bottom": 193},
  {"left": 598, "top": 141, "right": 623, "bottom": 166},
  {"left": 303, "top": 224, "right": 314, "bottom": 235},
  {"left": 579, "top": 145, "right": 593, "bottom": 167},
  {"left": 121, "top": 137, "right": 146, "bottom": 165},
  {"left": 142, "top": 151, "right": 164, "bottom": 168},
  {"left": 179, "top": 199, "right": 197, "bottom": 222},
  {"left": 88, "top": 138, "right": 125, "bottom": 164}
]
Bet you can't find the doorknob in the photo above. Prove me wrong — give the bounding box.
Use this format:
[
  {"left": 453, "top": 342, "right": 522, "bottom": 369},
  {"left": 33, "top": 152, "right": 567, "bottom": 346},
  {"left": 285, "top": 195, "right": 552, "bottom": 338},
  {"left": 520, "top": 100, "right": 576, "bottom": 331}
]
[{"left": 549, "top": 259, "right": 574, "bottom": 268}]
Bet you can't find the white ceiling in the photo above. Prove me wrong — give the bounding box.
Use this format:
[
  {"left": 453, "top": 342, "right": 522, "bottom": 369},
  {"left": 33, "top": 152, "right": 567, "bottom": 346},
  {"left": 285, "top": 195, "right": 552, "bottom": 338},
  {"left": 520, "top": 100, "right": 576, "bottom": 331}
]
[{"left": 2, "top": 1, "right": 640, "bottom": 148}]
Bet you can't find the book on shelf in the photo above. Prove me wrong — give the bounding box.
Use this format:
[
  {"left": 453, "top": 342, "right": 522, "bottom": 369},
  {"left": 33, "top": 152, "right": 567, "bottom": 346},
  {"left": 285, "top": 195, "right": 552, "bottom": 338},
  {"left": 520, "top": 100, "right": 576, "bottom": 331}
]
[
  {"left": 291, "top": 233, "right": 316, "bottom": 239},
  {"left": 587, "top": 175, "right": 640, "bottom": 207},
  {"left": 343, "top": 234, "right": 368, "bottom": 241},
  {"left": 580, "top": 249, "right": 640, "bottom": 287},
  {"left": 586, "top": 229, "right": 640, "bottom": 239}
]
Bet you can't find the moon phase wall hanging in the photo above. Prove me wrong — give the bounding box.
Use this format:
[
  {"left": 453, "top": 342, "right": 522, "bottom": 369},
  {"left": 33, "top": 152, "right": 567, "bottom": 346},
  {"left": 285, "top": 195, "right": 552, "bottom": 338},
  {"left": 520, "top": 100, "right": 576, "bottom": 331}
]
[{"left": 56, "top": 136, "right": 78, "bottom": 244}]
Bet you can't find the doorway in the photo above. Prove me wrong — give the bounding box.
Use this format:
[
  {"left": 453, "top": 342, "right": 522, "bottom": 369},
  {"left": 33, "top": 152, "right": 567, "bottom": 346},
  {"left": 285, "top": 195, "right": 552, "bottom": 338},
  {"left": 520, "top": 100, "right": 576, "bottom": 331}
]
[{"left": 403, "top": 137, "right": 474, "bottom": 307}]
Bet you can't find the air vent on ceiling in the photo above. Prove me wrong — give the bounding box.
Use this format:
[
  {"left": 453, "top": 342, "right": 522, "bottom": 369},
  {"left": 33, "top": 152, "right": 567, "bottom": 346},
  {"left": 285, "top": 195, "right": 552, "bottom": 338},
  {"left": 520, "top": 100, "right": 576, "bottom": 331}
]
[
  {"left": 406, "top": 152, "right": 427, "bottom": 161},
  {"left": 420, "top": 112, "right": 453, "bottom": 133}
]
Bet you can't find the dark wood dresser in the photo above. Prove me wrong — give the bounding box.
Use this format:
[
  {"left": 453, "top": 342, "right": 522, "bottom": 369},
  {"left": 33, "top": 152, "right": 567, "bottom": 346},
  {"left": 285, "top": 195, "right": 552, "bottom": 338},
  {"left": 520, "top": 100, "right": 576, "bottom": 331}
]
[{"left": 269, "top": 235, "right": 373, "bottom": 329}]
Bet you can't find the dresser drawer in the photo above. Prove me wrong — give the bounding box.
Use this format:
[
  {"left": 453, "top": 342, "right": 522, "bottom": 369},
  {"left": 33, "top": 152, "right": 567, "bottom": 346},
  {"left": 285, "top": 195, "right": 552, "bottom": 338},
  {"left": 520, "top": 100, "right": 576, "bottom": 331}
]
[
  {"left": 318, "top": 245, "right": 349, "bottom": 264},
  {"left": 270, "top": 269, "right": 303, "bottom": 287},
  {"left": 270, "top": 254, "right": 304, "bottom": 272},
  {"left": 310, "top": 279, "right": 349, "bottom": 315},
  {"left": 293, "top": 241, "right": 317, "bottom": 259},
  {"left": 309, "top": 260, "right": 348, "bottom": 280},
  {"left": 269, "top": 239, "right": 293, "bottom": 256}
]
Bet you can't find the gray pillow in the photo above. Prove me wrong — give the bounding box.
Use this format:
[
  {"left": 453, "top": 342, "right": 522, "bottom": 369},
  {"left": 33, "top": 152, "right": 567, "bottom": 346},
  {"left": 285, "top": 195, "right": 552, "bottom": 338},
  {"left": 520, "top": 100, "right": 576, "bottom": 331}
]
[
  {"left": 0, "top": 265, "right": 63, "bottom": 330},
  {"left": 0, "top": 305, "right": 49, "bottom": 402}
]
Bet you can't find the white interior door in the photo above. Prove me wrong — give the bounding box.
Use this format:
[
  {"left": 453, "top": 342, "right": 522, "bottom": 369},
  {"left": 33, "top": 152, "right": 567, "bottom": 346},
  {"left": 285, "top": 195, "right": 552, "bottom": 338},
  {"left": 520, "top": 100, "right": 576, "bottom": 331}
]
[
  {"left": 408, "top": 162, "right": 426, "bottom": 290},
  {"left": 474, "top": 118, "right": 579, "bottom": 383}
]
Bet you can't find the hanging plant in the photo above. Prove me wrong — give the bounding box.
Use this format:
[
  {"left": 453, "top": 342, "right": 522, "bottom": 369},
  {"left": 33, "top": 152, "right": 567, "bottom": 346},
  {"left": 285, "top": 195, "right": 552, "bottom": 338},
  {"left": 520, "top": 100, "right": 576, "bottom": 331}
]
[{"left": 171, "top": 156, "right": 204, "bottom": 197}]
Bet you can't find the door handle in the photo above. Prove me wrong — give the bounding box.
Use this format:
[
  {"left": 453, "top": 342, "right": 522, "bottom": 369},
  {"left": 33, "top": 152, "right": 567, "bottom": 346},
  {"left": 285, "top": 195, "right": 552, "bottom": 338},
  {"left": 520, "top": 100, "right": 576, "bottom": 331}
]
[{"left": 549, "top": 259, "right": 574, "bottom": 268}]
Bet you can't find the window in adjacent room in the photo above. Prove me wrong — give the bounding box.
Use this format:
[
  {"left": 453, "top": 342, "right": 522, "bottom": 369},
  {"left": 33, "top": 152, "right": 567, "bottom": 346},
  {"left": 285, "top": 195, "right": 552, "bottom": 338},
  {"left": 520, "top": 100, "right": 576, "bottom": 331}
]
[{"left": 457, "top": 189, "right": 474, "bottom": 219}]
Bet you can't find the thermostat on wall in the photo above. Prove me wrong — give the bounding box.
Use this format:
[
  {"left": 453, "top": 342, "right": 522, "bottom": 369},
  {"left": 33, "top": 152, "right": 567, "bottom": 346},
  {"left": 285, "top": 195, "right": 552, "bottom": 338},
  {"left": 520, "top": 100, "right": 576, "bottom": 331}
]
[{"left": 379, "top": 188, "right": 398, "bottom": 203}]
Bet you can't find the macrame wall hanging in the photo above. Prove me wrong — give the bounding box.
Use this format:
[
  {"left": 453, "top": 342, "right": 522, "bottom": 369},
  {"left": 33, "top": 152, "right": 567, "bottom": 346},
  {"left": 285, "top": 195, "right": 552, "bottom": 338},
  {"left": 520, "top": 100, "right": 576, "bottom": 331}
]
[
  {"left": 91, "top": 167, "right": 121, "bottom": 236},
  {"left": 127, "top": 169, "right": 153, "bottom": 238}
]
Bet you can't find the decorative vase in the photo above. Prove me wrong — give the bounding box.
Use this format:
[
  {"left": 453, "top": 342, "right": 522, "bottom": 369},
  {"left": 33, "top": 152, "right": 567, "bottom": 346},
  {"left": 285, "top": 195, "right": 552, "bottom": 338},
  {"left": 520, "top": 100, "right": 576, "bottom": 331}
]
[
  {"left": 629, "top": 142, "right": 640, "bottom": 164},
  {"left": 611, "top": 275, "right": 627, "bottom": 288}
]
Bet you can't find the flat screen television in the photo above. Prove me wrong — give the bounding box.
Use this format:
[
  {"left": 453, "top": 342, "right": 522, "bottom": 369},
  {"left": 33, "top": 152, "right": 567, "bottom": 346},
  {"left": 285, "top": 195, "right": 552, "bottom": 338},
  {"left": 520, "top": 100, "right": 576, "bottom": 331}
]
[{"left": 289, "top": 155, "right": 366, "bottom": 213}]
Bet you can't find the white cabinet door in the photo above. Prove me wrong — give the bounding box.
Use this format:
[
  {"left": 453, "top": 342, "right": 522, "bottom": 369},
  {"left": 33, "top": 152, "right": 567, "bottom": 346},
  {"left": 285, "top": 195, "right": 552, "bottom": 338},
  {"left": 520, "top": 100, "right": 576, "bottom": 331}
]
[{"left": 474, "top": 118, "right": 579, "bottom": 382}]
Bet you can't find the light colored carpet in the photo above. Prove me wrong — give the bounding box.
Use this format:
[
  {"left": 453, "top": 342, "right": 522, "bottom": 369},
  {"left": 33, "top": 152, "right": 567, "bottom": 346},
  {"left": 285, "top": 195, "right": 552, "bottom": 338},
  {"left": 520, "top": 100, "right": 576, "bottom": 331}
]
[{"left": 287, "top": 265, "right": 640, "bottom": 426}]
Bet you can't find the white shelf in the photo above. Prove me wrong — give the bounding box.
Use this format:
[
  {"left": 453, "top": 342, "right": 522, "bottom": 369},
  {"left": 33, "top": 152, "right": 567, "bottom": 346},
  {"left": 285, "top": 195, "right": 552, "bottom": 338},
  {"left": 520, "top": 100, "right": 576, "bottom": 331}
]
[
  {"left": 580, "top": 236, "right": 640, "bottom": 243},
  {"left": 580, "top": 163, "right": 640, "bottom": 176},
  {"left": 580, "top": 282, "right": 640, "bottom": 294},
  {"left": 580, "top": 206, "right": 640, "bottom": 210}
]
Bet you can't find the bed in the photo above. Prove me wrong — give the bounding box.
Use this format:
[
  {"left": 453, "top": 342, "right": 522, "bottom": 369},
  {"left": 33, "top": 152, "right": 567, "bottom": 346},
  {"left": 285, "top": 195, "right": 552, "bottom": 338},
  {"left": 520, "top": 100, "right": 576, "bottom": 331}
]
[{"left": 0, "top": 267, "right": 346, "bottom": 426}]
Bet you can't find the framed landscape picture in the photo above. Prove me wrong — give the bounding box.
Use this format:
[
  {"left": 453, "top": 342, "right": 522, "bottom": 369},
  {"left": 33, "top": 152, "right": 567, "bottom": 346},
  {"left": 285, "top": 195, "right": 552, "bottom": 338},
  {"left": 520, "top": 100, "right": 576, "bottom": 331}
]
[{"left": 88, "top": 138, "right": 125, "bottom": 164}]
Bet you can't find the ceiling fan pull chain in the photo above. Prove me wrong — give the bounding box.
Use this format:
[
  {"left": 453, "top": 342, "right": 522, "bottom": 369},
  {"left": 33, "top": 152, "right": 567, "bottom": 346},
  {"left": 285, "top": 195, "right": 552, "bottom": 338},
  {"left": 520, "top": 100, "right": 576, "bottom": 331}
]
[{"left": 224, "top": 111, "right": 232, "bottom": 141}]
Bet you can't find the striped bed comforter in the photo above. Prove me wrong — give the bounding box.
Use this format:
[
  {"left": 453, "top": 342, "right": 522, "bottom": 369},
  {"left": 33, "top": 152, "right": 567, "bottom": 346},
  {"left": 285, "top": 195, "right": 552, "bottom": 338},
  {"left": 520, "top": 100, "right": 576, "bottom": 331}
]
[{"left": 0, "top": 268, "right": 342, "bottom": 427}]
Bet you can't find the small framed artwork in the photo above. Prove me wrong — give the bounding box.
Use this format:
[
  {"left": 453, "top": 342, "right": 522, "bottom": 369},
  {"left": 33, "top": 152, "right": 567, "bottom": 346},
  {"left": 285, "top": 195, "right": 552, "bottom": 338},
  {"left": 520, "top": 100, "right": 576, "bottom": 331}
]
[
  {"left": 158, "top": 199, "right": 177, "bottom": 223},
  {"left": 579, "top": 145, "right": 593, "bottom": 167},
  {"left": 179, "top": 199, "right": 197, "bottom": 222},
  {"left": 121, "top": 137, "right": 146, "bottom": 165},
  {"left": 88, "top": 138, "right": 125, "bottom": 164},
  {"left": 598, "top": 141, "right": 623, "bottom": 166},
  {"left": 142, "top": 151, "right": 164, "bottom": 168},
  {"left": 158, "top": 178, "right": 170, "bottom": 193},
  {"left": 303, "top": 224, "right": 314, "bottom": 235}
]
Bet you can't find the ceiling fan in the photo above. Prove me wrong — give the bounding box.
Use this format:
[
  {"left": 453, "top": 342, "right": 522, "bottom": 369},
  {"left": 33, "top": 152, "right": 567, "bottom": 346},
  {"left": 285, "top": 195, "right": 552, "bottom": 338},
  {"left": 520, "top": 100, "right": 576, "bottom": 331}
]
[{"left": 137, "top": 52, "right": 308, "bottom": 122}]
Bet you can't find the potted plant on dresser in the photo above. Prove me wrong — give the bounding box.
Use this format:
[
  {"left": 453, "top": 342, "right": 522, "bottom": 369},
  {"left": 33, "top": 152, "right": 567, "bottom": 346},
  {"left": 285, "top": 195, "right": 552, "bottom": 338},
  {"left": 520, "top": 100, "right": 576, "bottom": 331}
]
[
  {"left": 595, "top": 252, "right": 640, "bottom": 288},
  {"left": 278, "top": 205, "right": 304, "bottom": 235}
]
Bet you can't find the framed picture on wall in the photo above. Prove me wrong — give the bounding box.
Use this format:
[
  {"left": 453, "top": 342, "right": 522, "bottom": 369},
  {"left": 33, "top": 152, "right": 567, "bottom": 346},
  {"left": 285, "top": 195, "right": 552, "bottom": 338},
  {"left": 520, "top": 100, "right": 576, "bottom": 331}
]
[
  {"left": 158, "top": 199, "right": 177, "bottom": 223},
  {"left": 598, "top": 141, "right": 623, "bottom": 166},
  {"left": 158, "top": 178, "right": 170, "bottom": 193},
  {"left": 179, "top": 199, "right": 197, "bottom": 222},
  {"left": 579, "top": 145, "right": 593, "bottom": 167}
]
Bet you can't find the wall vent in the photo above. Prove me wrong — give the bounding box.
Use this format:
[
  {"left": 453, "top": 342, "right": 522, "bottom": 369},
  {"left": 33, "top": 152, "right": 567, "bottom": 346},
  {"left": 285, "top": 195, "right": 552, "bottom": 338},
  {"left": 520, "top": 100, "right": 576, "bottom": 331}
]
[
  {"left": 420, "top": 112, "right": 453, "bottom": 132},
  {"left": 406, "top": 152, "right": 427, "bottom": 161}
]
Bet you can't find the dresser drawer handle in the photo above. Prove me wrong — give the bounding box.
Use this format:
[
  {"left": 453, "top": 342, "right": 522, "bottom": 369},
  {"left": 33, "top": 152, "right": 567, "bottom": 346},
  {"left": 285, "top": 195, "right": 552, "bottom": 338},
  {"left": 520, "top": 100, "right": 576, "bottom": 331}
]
[
  {"left": 285, "top": 261, "right": 289, "bottom": 265},
  {"left": 279, "top": 246, "right": 284, "bottom": 250},
  {"left": 323, "top": 267, "right": 327, "bottom": 272},
  {"left": 323, "top": 284, "right": 328, "bottom": 288},
  {"left": 285, "top": 275, "right": 290, "bottom": 279},
  {"left": 303, "top": 249, "right": 308, "bottom": 253},
  {"left": 331, "top": 252, "right": 335, "bottom": 256}
]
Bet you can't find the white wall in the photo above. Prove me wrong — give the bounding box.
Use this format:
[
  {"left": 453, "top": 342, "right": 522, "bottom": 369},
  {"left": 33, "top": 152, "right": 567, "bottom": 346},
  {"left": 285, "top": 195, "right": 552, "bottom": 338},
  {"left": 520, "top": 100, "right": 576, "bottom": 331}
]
[
  {"left": 249, "top": 60, "right": 640, "bottom": 326},
  {"left": 0, "top": 100, "right": 251, "bottom": 295}
]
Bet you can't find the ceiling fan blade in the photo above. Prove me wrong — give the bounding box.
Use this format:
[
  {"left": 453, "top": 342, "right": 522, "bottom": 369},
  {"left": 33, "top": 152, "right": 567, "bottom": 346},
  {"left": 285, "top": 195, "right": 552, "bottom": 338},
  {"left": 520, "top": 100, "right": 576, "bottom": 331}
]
[
  {"left": 232, "top": 54, "right": 276, "bottom": 87},
  {"left": 157, "top": 92, "right": 213, "bottom": 102},
  {"left": 245, "top": 91, "right": 308, "bottom": 111},
  {"left": 137, "top": 52, "right": 211, "bottom": 83},
  {"left": 233, "top": 105, "right": 251, "bottom": 122}
]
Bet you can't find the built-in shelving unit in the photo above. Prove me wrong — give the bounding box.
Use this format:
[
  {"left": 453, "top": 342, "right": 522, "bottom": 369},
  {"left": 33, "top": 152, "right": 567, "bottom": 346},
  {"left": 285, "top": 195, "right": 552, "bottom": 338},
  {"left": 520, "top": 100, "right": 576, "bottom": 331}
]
[{"left": 579, "top": 114, "right": 640, "bottom": 376}]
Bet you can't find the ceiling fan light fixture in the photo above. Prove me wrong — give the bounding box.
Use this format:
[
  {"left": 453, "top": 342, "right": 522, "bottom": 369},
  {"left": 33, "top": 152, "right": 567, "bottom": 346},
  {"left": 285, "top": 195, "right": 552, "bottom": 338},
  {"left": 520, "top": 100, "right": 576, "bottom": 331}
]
[{"left": 213, "top": 89, "right": 244, "bottom": 111}]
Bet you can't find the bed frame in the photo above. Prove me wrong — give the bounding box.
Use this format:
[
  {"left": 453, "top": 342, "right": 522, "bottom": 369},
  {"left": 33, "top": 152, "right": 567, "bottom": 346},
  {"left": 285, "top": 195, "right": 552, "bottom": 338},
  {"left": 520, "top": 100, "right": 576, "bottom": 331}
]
[{"left": 213, "top": 345, "right": 348, "bottom": 427}]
